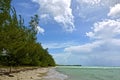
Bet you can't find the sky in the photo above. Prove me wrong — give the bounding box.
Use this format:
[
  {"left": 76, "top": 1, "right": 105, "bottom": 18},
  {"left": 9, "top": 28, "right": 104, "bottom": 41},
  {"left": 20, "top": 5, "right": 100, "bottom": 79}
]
[{"left": 12, "top": 0, "right": 120, "bottom": 66}]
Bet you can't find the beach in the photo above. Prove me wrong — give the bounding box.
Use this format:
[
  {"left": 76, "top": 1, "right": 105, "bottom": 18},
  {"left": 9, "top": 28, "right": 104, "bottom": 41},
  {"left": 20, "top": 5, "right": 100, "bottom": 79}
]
[
  {"left": 1, "top": 66, "right": 120, "bottom": 80},
  {"left": 42, "top": 67, "right": 67, "bottom": 80},
  {"left": 0, "top": 67, "right": 67, "bottom": 80},
  {"left": 0, "top": 67, "right": 50, "bottom": 80}
]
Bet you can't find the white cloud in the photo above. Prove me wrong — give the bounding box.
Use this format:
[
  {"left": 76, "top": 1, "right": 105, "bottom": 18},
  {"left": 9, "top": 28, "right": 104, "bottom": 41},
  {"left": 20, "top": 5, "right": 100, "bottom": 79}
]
[
  {"left": 64, "top": 41, "right": 102, "bottom": 53},
  {"left": 55, "top": 39, "right": 120, "bottom": 66},
  {"left": 36, "top": 26, "right": 45, "bottom": 34},
  {"left": 42, "top": 41, "right": 77, "bottom": 49},
  {"left": 75, "top": 0, "right": 120, "bottom": 22},
  {"left": 74, "top": 0, "right": 103, "bottom": 22},
  {"left": 100, "top": 0, "right": 120, "bottom": 7},
  {"left": 77, "top": 0, "right": 120, "bottom": 6},
  {"left": 53, "top": 19, "right": 120, "bottom": 66},
  {"left": 86, "top": 19, "right": 120, "bottom": 39},
  {"left": 32, "top": 0, "right": 75, "bottom": 32},
  {"left": 77, "top": 0, "right": 101, "bottom": 5},
  {"left": 108, "top": 4, "right": 120, "bottom": 18},
  {"left": 30, "top": 0, "right": 120, "bottom": 66},
  {"left": 40, "top": 14, "right": 49, "bottom": 19}
]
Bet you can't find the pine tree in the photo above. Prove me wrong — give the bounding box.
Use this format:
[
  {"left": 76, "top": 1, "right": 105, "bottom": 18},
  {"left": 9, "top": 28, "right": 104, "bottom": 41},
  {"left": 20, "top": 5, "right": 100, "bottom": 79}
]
[{"left": 0, "top": 0, "right": 55, "bottom": 68}]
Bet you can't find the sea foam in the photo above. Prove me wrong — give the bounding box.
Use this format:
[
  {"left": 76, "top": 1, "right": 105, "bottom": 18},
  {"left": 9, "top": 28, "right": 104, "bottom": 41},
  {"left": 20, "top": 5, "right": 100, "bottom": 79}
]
[{"left": 42, "top": 68, "right": 68, "bottom": 80}]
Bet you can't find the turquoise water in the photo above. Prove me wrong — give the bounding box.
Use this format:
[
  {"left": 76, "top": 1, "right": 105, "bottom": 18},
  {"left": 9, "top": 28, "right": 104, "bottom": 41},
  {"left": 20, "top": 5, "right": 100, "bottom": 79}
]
[{"left": 56, "top": 66, "right": 120, "bottom": 80}]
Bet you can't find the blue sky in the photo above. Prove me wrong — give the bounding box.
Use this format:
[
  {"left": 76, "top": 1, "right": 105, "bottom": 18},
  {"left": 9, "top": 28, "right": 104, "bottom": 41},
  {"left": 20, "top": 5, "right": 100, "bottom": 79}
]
[{"left": 12, "top": 0, "right": 120, "bottom": 66}]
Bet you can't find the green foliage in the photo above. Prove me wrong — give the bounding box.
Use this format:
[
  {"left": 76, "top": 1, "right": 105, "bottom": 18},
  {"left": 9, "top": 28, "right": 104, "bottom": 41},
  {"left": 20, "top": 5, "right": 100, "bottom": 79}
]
[
  {"left": 0, "top": 0, "right": 55, "bottom": 67},
  {"left": 0, "top": 0, "right": 11, "bottom": 26}
]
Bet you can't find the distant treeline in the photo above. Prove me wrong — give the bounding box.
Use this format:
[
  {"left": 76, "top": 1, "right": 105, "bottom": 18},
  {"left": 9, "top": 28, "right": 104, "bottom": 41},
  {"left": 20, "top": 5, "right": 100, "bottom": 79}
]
[
  {"left": 57, "top": 64, "right": 82, "bottom": 66},
  {"left": 0, "top": 0, "right": 55, "bottom": 67}
]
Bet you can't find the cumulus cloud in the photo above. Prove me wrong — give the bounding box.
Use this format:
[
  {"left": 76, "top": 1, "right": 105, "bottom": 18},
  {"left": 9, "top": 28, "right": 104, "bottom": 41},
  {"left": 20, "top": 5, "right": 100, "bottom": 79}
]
[
  {"left": 108, "top": 4, "right": 120, "bottom": 18},
  {"left": 64, "top": 41, "right": 102, "bottom": 53},
  {"left": 32, "top": 0, "right": 75, "bottom": 32},
  {"left": 30, "top": 0, "right": 120, "bottom": 66},
  {"left": 62, "top": 39, "right": 120, "bottom": 66},
  {"left": 53, "top": 19, "right": 120, "bottom": 66},
  {"left": 86, "top": 19, "right": 120, "bottom": 39}
]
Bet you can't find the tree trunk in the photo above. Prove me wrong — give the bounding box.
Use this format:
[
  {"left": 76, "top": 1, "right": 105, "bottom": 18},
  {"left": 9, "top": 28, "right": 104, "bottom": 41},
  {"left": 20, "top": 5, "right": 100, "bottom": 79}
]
[{"left": 9, "top": 66, "right": 12, "bottom": 73}]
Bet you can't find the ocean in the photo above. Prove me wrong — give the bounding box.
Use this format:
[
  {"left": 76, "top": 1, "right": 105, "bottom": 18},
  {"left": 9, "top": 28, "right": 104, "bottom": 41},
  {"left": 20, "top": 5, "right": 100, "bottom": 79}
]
[{"left": 56, "top": 66, "right": 120, "bottom": 80}]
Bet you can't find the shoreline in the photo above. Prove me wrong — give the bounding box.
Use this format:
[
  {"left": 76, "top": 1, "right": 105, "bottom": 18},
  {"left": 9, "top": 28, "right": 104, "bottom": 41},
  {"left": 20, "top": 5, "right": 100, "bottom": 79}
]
[
  {"left": 0, "top": 67, "right": 68, "bottom": 80},
  {"left": 0, "top": 67, "right": 49, "bottom": 80},
  {"left": 42, "top": 67, "right": 68, "bottom": 80}
]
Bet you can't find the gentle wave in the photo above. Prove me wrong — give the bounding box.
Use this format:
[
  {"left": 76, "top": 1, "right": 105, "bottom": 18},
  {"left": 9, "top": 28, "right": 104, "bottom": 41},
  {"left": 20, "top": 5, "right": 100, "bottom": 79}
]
[
  {"left": 57, "top": 66, "right": 120, "bottom": 69},
  {"left": 56, "top": 66, "right": 120, "bottom": 80}
]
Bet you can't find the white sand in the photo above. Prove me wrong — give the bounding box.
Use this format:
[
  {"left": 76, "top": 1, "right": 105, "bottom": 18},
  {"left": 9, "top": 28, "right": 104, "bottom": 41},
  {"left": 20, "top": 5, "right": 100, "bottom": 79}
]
[
  {"left": 42, "top": 68, "right": 68, "bottom": 80},
  {"left": 0, "top": 68, "right": 49, "bottom": 80}
]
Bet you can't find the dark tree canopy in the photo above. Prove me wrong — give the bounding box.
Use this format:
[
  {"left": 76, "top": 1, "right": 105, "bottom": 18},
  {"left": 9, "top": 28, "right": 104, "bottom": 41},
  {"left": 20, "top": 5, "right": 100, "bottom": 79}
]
[{"left": 0, "top": 0, "right": 55, "bottom": 67}]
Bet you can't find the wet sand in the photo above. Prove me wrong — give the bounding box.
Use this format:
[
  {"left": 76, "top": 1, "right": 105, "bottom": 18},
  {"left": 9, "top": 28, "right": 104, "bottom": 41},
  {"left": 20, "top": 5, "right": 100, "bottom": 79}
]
[{"left": 42, "top": 68, "right": 68, "bottom": 80}]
